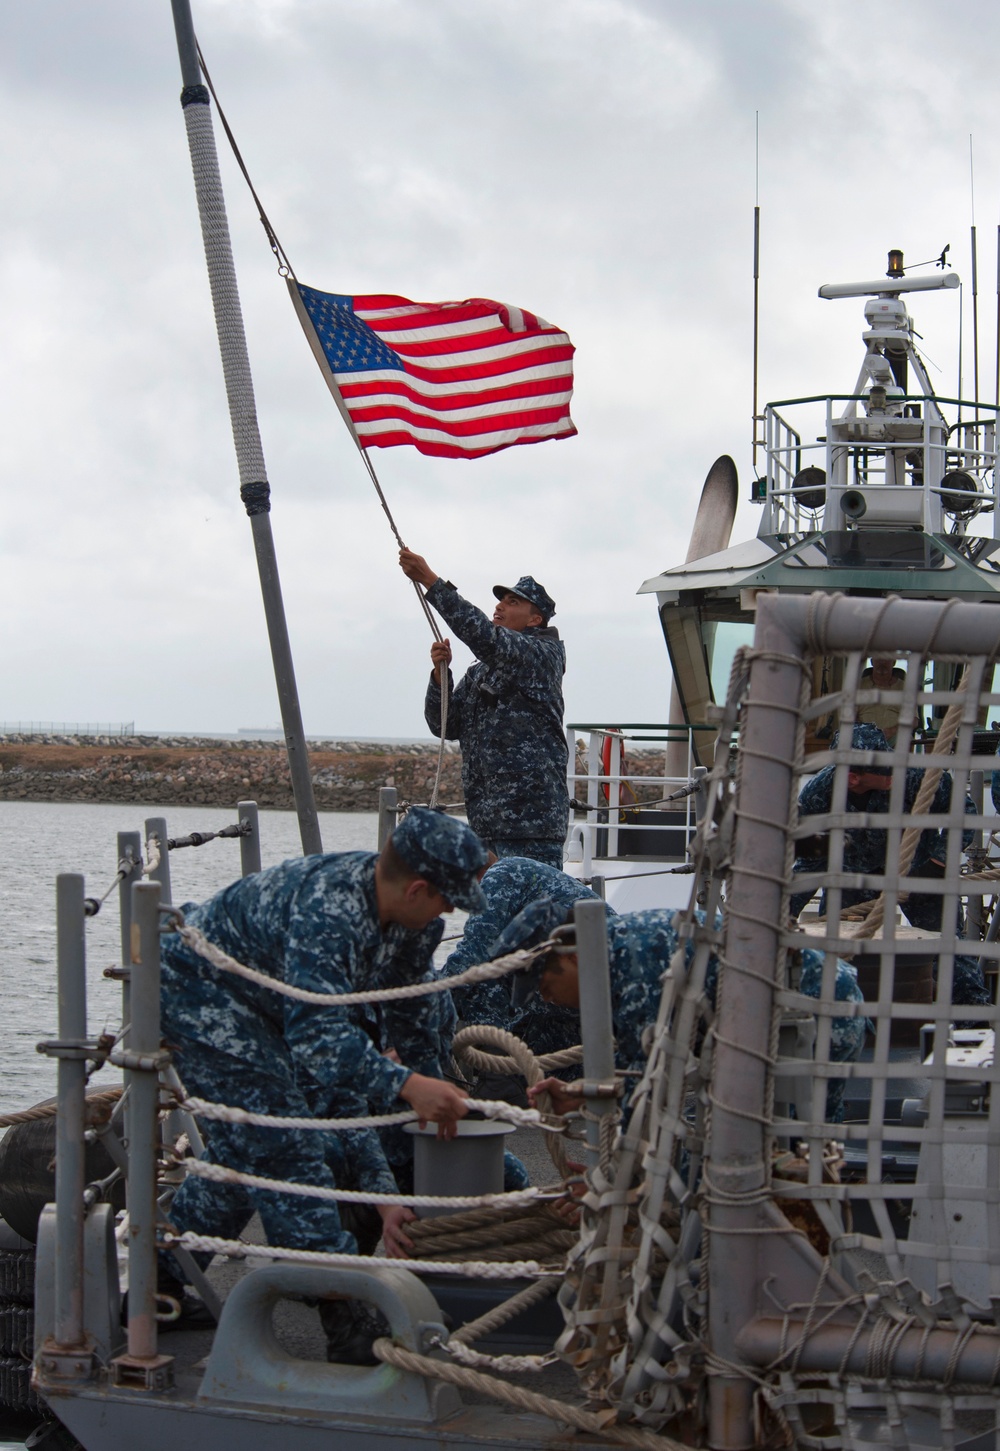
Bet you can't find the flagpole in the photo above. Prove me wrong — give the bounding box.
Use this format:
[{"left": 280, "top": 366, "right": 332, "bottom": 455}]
[{"left": 169, "top": 0, "right": 322, "bottom": 856}]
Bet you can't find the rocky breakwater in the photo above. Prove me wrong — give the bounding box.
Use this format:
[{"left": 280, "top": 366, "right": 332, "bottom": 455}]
[{"left": 0, "top": 735, "right": 466, "bottom": 813}]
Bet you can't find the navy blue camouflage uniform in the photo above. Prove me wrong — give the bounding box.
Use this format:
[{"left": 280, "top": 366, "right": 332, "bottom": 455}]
[
  {"left": 443, "top": 857, "right": 614, "bottom": 1058},
  {"left": 424, "top": 576, "right": 569, "bottom": 868},
  {"left": 494, "top": 904, "right": 867, "bottom": 1122},
  {"left": 162, "top": 817, "right": 485, "bottom": 1257},
  {"left": 790, "top": 723, "right": 988, "bottom": 1007}
]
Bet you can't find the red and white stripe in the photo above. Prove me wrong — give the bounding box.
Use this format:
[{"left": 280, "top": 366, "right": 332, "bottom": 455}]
[{"left": 341, "top": 295, "right": 575, "bottom": 459}]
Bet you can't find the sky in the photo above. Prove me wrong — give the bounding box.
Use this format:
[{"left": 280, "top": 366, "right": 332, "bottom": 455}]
[{"left": 3, "top": 0, "right": 1000, "bottom": 739}]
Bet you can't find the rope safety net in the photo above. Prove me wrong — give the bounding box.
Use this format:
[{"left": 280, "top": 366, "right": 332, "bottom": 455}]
[{"left": 579, "top": 593, "right": 1000, "bottom": 1450}]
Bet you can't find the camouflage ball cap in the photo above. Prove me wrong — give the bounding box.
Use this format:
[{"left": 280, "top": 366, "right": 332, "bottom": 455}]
[
  {"left": 489, "top": 897, "right": 572, "bottom": 1008},
  {"left": 833, "top": 722, "right": 890, "bottom": 754},
  {"left": 390, "top": 807, "right": 488, "bottom": 914},
  {"left": 492, "top": 576, "right": 556, "bottom": 623}
]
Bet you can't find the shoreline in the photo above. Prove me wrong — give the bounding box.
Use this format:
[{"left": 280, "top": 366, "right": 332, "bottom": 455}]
[
  {"left": 0, "top": 735, "right": 668, "bottom": 812},
  {"left": 0, "top": 736, "right": 462, "bottom": 813}
]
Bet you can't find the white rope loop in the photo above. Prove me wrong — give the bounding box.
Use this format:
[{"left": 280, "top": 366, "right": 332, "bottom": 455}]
[
  {"left": 163, "top": 1230, "right": 553, "bottom": 1282},
  {"left": 181, "top": 1156, "right": 548, "bottom": 1210},
  {"left": 178, "top": 1093, "right": 560, "bottom": 1133},
  {"left": 175, "top": 921, "right": 549, "bottom": 1006}
]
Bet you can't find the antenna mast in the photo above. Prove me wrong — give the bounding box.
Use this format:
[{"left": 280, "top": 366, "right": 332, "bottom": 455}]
[
  {"left": 752, "top": 114, "right": 761, "bottom": 478},
  {"left": 970, "top": 135, "right": 980, "bottom": 418}
]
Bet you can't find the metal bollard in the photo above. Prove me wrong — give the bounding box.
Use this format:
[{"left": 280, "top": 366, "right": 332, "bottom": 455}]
[
  {"left": 238, "top": 799, "right": 262, "bottom": 875},
  {"left": 573, "top": 899, "right": 618, "bottom": 1171},
  {"left": 111, "top": 881, "right": 173, "bottom": 1387},
  {"left": 54, "top": 874, "right": 88, "bottom": 1352},
  {"left": 144, "top": 816, "right": 172, "bottom": 906},
  {"left": 378, "top": 786, "right": 399, "bottom": 851}
]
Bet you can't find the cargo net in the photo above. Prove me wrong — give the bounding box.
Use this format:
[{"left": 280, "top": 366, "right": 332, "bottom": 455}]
[{"left": 559, "top": 597, "right": 1000, "bottom": 1449}]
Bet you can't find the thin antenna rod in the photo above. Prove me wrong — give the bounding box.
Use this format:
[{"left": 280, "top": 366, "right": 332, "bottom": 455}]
[
  {"left": 995, "top": 221, "right": 1000, "bottom": 409},
  {"left": 970, "top": 135, "right": 980, "bottom": 417},
  {"left": 752, "top": 113, "right": 760, "bottom": 478},
  {"left": 958, "top": 283, "right": 964, "bottom": 426}
]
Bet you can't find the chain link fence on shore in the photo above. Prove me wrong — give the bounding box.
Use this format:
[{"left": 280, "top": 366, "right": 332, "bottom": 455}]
[{"left": 0, "top": 722, "right": 135, "bottom": 738}]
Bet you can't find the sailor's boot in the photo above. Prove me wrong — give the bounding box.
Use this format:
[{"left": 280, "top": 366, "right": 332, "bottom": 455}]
[{"left": 318, "top": 1296, "right": 390, "bottom": 1366}]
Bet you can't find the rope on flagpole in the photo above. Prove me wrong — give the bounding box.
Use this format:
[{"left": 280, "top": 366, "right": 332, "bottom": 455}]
[{"left": 195, "top": 40, "right": 451, "bottom": 808}]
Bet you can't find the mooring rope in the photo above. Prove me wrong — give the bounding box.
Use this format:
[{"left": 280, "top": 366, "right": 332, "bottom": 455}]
[
  {"left": 371, "top": 1339, "right": 684, "bottom": 1450},
  {"left": 0, "top": 1086, "right": 122, "bottom": 1131}
]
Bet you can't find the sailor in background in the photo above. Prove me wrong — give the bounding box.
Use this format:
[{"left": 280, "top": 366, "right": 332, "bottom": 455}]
[
  {"left": 857, "top": 655, "right": 907, "bottom": 746},
  {"left": 492, "top": 900, "right": 867, "bottom": 1124},
  {"left": 400, "top": 548, "right": 569, "bottom": 868},
  {"left": 160, "top": 809, "right": 485, "bottom": 1358},
  {"left": 790, "top": 722, "right": 989, "bottom": 1007}
]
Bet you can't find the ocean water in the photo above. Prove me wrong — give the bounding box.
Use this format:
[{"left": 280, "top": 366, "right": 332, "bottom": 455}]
[{"left": 0, "top": 801, "right": 381, "bottom": 1113}]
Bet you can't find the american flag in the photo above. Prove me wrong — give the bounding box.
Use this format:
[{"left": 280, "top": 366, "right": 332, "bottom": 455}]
[{"left": 289, "top": 282, "right": 576, "bottom": 460}]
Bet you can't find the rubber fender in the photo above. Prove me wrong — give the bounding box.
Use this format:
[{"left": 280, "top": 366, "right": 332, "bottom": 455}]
[
  {"left": 0, "top": 1355, "right": 44, "bottom": 1415},
  {"left": 0, "top": 1096, "right": 125, "bottom": 1243},
  {"left": 0, "top": 1305, "right": 32, "bottom": 1358},
  {"left": 0, "top": 1246, "right": 34, "bottom": 1305}
]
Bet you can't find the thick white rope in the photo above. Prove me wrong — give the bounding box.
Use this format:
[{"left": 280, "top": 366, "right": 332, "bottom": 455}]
[
  {"left": 176, "top": 923, "right": 544, "bottom": 1006},
  {"left": 181, "top": 1157, "right": 546, "bottom": 1210},
  {"left": 179, "top": 1094, "right": 559, "bottom": 1133},
  {"left": 163, "top": 1230, "right": 553, "bottom": 1281},
  {"left": 373, "top": 1340, "right": 683, "bottom": 1449},
  {"left": 432, "top": 1334, "right": 558, "bottom": 1374}
]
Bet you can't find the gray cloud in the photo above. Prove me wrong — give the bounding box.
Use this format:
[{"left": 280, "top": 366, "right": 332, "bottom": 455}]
[{"left": 2, "top": 0, "right": 998, "bottom": 736}]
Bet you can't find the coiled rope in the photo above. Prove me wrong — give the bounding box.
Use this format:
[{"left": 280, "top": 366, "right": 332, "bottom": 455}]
[{"left": 453, "top": 1024, "right": 580, "bottom": 1179}]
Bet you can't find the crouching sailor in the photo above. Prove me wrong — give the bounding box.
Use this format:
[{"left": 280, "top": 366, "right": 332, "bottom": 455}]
[
  {"left": 159, "top": 807, "right": 486, "bottom": 1361},
  {"left": 491, "top": 901, "right": 867, "bottom": 1124},
  {"left": 444, "top": 855, "right": 613, "bottom": 1033}
]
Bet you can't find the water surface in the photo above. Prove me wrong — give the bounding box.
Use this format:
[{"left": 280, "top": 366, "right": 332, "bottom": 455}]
[{"left": 0, "top": 802, "right": 379, "bottom": 1111}]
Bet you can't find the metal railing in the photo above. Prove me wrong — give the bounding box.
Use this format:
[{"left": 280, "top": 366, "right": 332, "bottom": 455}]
[{"left": 565, "top": 723, "right": 716, "bottom": 869}]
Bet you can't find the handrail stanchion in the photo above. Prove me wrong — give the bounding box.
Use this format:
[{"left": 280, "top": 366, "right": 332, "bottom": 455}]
[
  {"left": 238, "top": 800, "right": 262, "bottom": 876},
  {"left": 115, "top": 831, "right": 144, "bottom": 1144},
  {"left": 573, "top": 899, "right": 617, "bottom": 1172},
  {"left": 53, "top": 874, "right": 88, "bottom": 1354},
  {"left": 378, "top": 787, "right": 399, "bottom": 851},
  {"left": 111, "top": 881, "right": 174, "bottom": 1388}
]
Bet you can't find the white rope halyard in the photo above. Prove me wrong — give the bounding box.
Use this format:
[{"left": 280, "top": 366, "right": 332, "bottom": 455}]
[
  {"left": 162, "top": 1230, "right": 554, "bottom": 1282},
  {"left": 178, "top": 1093, "right": 560, "bottom": 1133},
  {"left": 180, "top": 1157, "right": 547, "bottom": 1211},
  {"left": 175, "top": 922, "right": 549, "bottom": 1006}
]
